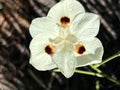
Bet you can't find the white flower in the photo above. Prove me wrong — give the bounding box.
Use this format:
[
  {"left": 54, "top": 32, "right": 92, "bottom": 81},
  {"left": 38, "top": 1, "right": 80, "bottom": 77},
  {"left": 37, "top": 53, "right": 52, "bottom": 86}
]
[{"left": 29, "top": 0, "right": 104, "bottom": 78}]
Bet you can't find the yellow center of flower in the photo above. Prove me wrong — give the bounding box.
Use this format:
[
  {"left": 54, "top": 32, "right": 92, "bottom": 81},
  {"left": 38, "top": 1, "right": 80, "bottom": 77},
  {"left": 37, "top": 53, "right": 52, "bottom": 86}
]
[
  {"left": 60, "top": 16, "right": 70, "bottom": 28},
  {"left": 45, "top": 45, "right": 55, "bottom": 54},
  {"left": 76, "top": 44, "right": 86, "bottom": 54}
]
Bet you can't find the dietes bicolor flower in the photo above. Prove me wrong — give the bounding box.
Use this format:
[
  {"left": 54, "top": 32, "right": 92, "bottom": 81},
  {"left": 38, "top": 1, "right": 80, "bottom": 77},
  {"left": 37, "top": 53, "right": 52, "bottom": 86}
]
[{"left": 29, "top": 0, "right": 104, "bottom": 78}]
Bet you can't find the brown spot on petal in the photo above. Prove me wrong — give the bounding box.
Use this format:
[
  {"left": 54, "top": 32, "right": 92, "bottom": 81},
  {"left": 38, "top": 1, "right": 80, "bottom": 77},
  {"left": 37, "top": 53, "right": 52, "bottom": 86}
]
[
  {"left": 60, "top": 16, "right": 70, "bottom": 28},
  {"left": 45, "top": 45, "right": 55, "bottom": 54},
  {"left": 76, "top": 44, "right": 86, "bottom": 54}
]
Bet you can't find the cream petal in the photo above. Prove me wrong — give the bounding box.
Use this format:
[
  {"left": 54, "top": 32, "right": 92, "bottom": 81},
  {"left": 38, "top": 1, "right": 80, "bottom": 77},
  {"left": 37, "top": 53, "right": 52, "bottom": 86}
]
[
  {"left": 30, "top": 54, "right": 56, "bottom": 70},
  {"left": 29, "top": 17, "right": 58, "bottom": 38},
  {"left": 29, "top": 35, "right": 56, "bottom": 70},
  {"left": 76, "top": 38, "right": 104, "bottom": 67},
  {"left": 80, "top": 38, "right": 103, "bottom": 54},
  {"left": 76, "top": 47, "right": 103, "bottom": 67},
  {"left": 47, "top": 0, "right": 85, "bottom": 23},
  {"left": 29, "top": 35, "right": 49, "bottom": 57},
  {"left": 72, "top": 13, "right": 100, "bottom": 41},
  {"left": 52, "top": 50, "right": 76, "bottom": 78}
]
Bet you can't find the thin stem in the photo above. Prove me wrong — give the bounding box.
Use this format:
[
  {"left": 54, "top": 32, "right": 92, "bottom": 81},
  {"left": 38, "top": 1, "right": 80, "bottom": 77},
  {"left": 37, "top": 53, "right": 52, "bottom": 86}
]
[
  {"left": 103, "top": 74, "right": 120, "bottom": 85},
  {"left": 96, "top": 80, "right": 100, "bottom": 90},
  {"left": 54, "top": 69, "right": 103, "bottom": 77},
  {"left": 94, "top": 51, "right": 120, "bottom": 68},
  {"left": 90, "top": 65, "right": 120, "bottom": 85},
  {"left": 75, "top": 69, "right": 103, "bottom": 77},
  {"left": 90, "top": 65, "right": 102, "bottom": 73}
]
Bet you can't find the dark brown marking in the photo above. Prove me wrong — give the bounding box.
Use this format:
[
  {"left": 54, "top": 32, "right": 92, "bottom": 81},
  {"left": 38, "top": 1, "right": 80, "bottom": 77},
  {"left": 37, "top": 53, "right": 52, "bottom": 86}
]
[
  {"left": 45, "top": 45, "right": 55, "bottom": 54},
  {"left": 76, "top": 44, "right": 86, "bottom": 54},
  {"left": 60, "top": 16, "right": 70, "bottom": 28}
]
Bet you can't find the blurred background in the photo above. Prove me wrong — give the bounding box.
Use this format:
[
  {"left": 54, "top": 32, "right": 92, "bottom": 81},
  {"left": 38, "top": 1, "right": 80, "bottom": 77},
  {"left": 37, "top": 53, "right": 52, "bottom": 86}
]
[{"left": 0, "top": 0, "right": 120, "bottom": 90}]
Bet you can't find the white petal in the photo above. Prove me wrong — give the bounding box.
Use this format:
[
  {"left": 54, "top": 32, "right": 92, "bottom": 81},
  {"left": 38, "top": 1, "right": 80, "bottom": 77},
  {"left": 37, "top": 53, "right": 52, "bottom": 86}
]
[
  {"left": 29, "top": 17, "right": 58, "bottom": 38},
  {"left": 72, "top": 13, "right": 100, "bottom": 40},
  {"left": 48, "top": 0, "right": 85, "bottom": 23},
  {"left": 76, "top": 47, "right": 103, "bottom": 67},
  {"left": 81, "top": 38, "right": 103, "bottom": 54},
  {"left": 52, "top": 50, "right": 76, "bottom": 78},
  {"left": 29, "top": 35, "right": 56, "bottom": 70},
  {"left": 76, "top": 38, "right": 104, "bottom": 67},
  {"left": 30, "top": 54, "right": 56, "bottom": 70}
]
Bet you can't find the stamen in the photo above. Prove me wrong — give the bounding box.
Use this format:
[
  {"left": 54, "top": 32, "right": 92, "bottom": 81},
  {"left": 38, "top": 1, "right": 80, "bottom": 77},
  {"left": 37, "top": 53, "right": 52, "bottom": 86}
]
[
  {"left": 76, "top": 44, "right": 86, "bottom": 54},
  {"left": 45, "top": 45, "right": 55, "bottom": 54},
  {"left": 60, "top": 16, "right": 70, "bottom": 28}
]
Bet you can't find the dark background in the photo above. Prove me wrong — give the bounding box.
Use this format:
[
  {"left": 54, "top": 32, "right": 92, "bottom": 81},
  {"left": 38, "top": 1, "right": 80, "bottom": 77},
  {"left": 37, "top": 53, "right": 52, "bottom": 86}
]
[{"left": 0, "top": 0, "right": 120, "bottom": 90}]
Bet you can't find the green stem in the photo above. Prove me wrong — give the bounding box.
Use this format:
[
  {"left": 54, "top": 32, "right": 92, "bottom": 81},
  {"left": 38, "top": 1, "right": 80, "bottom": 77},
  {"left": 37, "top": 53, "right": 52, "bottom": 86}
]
[
  {"left": 103, "top": 74, "right": 120, "bottom": 85},
  {"left": 96, "top": 80, "right": 100, "bottom": 90},
  {"left": 90, "top": 65, "right": 102, "bottom": 73},
  {"left": 90, "top": 65, "right": 120, "bottom": 85},
  {"left": 54, "top": 69, "right": 103, "bottom": 77},
  {"left": 94, "top": 51, "right": 120, "bottom": 68},
  {"left": 75, "top": 69, "right": 103, "bottom": 77}
]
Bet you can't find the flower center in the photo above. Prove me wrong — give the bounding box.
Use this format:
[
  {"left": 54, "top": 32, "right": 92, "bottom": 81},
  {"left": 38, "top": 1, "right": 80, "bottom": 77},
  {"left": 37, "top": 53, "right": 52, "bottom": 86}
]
[
  {"left": 76, "top": 44, "right": 86, "bottom": 54},
  {"left": 45, "top": 45, "right": 55, "bottom": 54},
  {"left": 60, "top": 16, "right": 70, "bottom": 28}
]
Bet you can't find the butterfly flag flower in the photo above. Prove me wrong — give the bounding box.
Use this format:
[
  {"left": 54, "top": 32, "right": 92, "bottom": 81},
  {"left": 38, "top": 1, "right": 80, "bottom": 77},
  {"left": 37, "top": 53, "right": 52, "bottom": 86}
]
[{"left": 29, "top": 0, "right": 104, "bottom": 78}]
